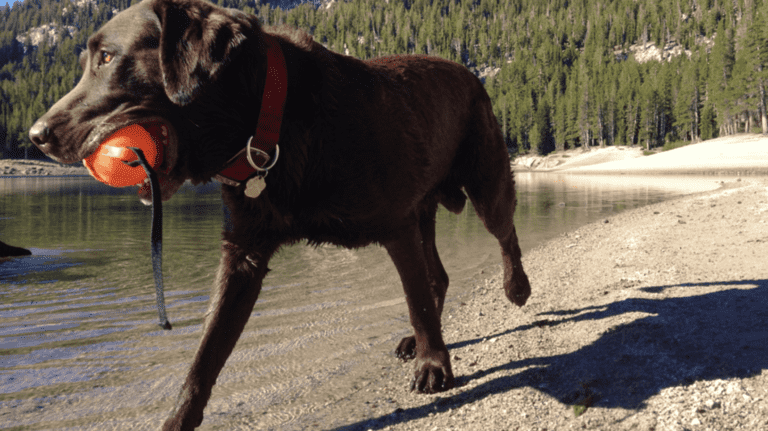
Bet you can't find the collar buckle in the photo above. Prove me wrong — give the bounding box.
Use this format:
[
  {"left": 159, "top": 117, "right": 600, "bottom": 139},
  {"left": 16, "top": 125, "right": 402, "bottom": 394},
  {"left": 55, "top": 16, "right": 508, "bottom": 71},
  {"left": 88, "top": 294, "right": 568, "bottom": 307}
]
[{"left": 246, "top": 136, "right": 280, "bottom": 172}]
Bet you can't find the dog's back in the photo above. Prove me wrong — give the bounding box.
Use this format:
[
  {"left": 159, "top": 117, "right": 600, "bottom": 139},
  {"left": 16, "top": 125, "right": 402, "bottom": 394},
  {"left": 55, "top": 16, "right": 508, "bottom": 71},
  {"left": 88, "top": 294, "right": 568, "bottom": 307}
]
[{"left": 272, "top": 43, "right": 506, "bottom": 242}]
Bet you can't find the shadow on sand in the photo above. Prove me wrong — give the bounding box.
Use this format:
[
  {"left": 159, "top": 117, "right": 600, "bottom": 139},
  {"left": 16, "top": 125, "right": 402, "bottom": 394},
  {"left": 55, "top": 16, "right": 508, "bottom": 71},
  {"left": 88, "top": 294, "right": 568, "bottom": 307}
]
[{"left": 335, "top": 279, "right": 768, "bottom": 430}]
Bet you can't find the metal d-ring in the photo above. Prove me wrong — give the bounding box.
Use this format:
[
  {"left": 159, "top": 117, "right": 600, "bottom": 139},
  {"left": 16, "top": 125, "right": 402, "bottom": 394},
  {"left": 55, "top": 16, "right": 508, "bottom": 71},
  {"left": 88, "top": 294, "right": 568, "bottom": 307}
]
[{"left": 246, "top": 136, "right": 280, "bottom": 173}]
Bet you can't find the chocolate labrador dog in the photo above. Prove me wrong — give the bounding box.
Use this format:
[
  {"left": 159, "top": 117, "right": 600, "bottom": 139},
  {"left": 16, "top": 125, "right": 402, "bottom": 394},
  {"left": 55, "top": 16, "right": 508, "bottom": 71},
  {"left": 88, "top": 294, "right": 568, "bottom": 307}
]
[{"left": 28, "top": 0, "right": 531, "bottom": 428}]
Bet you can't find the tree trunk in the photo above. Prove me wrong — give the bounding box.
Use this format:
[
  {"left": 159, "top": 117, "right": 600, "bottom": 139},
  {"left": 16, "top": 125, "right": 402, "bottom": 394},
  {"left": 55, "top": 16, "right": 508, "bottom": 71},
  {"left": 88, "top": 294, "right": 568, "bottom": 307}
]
[
  {"left": 691, "top": 121, "right": 695, "bottom": 143},
  {"left": 659, "top": 106, "right": 666, "bottom": 147},
  {"left": 598, "top": 107, "right": 605, "bottom": 147},
  {"left": 761, "top": 81, "right": 768, "bottom": 134},
  {"left": 646, "top": 113, "right": 652, "bottom": 151},
  {"left": 693, "top": 86, "right": 700, "bottom": 142},
  {"left": 609, "top": 105, "right": 615, "bottom": 146},
  {"left": 763, "top": 108, "right": 768, "bottom": 135},
  {"left": 654, "top": 103, "right": 660, "bottom": 148}
]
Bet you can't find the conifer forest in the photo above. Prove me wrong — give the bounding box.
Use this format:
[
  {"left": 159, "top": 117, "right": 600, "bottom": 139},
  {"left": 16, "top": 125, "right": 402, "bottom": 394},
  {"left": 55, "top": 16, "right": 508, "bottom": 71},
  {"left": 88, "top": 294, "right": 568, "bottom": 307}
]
[{"left": 1, "top": 0, "right": 767, "bottom": 158}]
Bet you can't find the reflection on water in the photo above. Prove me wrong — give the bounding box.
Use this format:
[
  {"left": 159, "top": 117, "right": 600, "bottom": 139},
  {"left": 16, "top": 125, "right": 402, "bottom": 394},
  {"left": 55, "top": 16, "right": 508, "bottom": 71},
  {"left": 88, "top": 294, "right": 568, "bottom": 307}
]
[
  {"left": 0, "top": 173, "right": 728, "bottom": 426},
  {"left": 513, "top": 173, "right": 725, "bottom": 251}
]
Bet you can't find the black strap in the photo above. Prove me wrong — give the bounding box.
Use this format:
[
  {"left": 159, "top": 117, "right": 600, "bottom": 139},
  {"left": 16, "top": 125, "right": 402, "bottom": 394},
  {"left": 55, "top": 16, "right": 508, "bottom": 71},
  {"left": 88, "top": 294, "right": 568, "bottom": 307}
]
[{"left": 126, "top": 147, "right": 172, "bottom": 330}]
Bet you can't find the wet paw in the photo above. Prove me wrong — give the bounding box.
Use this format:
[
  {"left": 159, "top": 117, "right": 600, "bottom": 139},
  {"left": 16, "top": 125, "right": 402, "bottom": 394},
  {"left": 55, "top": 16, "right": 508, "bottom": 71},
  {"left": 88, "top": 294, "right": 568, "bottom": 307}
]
[
  {"left": 504, "top": 273, "right": 531, "bottom": 307},
  {"left": 395, "top": 335, "right": 417, "bottom": 361},
  {"left": 410, "top": 356, "right": 454, "bottom": 393}
]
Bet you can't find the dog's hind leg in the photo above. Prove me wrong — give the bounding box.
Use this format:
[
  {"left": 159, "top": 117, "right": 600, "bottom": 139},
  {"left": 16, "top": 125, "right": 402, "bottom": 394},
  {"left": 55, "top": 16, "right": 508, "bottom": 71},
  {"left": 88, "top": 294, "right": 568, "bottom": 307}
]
[
  {"left": 162, "top": 241, "right": 275, "bottom": 431},
  {"left": 394, "top": 202, "right": 450, "bottom": 362},
  {"left": 462, "top": 104, "right": 531, "bottom": 307},
  {"left": 385, "top": 214, "right": 454, "bottom": 393}
]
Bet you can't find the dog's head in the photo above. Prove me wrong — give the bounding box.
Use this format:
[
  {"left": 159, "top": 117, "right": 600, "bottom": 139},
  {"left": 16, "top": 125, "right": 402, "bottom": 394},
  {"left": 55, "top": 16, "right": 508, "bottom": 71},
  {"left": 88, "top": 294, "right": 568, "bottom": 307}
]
[{"left": 28, "top": 0, "right": 263, "bottom": 203}]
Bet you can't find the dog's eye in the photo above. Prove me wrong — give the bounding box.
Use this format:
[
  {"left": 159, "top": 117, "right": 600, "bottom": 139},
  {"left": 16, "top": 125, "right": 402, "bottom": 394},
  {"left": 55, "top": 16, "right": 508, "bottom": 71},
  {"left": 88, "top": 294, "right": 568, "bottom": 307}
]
[{"left": 100, "top": 51, "right": 114, "bottom": 65}]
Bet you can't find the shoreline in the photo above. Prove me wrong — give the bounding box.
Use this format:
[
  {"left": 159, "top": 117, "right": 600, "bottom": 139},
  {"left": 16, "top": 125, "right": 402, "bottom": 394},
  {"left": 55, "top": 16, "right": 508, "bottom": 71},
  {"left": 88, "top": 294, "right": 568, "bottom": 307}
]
[
  {"left": 302, "top": 177, "right": 768, "bottom": 431},
  {"left": 6, "top": 134, "right": 768, "bottom": 179},
  {"left": 512, "top": 133, "right": 768, "bottom": 176},
  {"left": 1, "top": 159, "right": 89, "bottom": 177}
]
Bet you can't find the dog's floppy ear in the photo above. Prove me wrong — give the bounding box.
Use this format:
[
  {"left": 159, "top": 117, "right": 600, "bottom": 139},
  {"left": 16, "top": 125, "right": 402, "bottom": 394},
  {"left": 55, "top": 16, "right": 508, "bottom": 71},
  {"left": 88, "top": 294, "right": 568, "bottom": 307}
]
[{"left": 152, "top": 0, "right": 255, "bottom": 105}]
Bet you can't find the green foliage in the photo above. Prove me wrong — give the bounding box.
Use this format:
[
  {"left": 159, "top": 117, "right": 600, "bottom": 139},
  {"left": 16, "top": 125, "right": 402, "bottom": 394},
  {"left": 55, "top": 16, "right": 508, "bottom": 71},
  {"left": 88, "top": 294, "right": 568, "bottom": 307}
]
[
  {"left": 1, "top": 0, "right": 766, "bottom": 159},
  {"left": 532, "top": 99, "right": 555, "bottom": 156},
  {"left": 701, "top": 104, "right": 718, "bottom": 140},
  {"left": 661, "top": 140, "right": 691, "bottom": 152},
  {"left": 573, "top": 403, "right": 588, "bottom": 417}
]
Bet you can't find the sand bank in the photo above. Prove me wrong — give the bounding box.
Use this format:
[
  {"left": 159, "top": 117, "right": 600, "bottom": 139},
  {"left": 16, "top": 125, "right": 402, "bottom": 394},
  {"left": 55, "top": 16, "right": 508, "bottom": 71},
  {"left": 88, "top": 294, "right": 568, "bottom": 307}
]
[{"left": 515, "top": 134, "right": 768, "bottom": 176}]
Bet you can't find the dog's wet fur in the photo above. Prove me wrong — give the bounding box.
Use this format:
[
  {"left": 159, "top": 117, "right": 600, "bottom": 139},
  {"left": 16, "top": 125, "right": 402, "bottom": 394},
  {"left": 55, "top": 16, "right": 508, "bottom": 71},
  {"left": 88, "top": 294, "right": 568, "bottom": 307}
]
[{"left": 29, "top": 0, "right": 531, "bottom": 429}]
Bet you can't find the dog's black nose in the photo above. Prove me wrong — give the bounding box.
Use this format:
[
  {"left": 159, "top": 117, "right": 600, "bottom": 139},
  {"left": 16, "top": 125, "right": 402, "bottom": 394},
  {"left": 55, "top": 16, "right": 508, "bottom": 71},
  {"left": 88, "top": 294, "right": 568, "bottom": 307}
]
[{"left": 29, "top": 120, "right": 51, "bottom": 149}]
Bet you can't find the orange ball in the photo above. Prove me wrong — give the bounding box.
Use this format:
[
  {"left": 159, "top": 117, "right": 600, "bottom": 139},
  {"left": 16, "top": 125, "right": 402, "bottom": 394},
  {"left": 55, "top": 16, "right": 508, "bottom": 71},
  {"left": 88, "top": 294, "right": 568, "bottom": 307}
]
[{"left": 84, "top": 124, "right": 163, "bottom": 187}]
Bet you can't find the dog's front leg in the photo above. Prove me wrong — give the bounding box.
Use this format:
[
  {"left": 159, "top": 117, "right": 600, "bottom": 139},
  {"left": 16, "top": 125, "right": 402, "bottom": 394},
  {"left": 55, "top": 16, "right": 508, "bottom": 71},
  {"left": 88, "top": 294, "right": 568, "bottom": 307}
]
[
  {"left": 162, "top": 241, "right": 273, "bottom": 431},
  {"left": 384, "top": 223, "right": 454, "bottom": 393}
]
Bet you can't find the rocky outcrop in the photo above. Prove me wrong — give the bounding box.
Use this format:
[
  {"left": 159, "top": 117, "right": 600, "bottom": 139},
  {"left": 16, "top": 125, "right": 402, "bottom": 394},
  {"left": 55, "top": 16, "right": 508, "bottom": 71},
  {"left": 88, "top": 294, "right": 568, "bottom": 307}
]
[{"left": 15, "top": 23, "right": 77, "bottom": 47}]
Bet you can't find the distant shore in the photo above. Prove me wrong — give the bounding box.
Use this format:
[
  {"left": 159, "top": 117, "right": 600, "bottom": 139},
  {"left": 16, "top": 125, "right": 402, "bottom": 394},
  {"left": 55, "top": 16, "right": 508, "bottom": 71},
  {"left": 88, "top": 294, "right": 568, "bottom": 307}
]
[
  {"left": 1, "top": 159, "right": 89, "bottom": 177},
  {"left": 513, "top": 133, "right": 768, "bottom": 176},
  {"left": 4, "top": 134, "right": 768, "bottom": 178}
]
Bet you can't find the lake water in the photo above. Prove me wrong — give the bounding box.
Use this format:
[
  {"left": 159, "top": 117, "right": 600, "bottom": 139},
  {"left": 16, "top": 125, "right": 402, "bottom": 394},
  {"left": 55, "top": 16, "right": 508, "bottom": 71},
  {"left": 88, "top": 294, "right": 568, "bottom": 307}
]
[{"left": 0, "top": 172, "right": 729, "bottom": 428}]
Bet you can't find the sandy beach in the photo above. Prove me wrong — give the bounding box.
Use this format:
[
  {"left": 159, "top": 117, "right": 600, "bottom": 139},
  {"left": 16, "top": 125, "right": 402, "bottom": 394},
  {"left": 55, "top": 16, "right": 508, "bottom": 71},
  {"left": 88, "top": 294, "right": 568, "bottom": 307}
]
[
  {"left": 2, "top": 136, "right": 768, "bottom": 430},
  {"left": 514, "top": 134, "right": 768, "bottom": 176}
]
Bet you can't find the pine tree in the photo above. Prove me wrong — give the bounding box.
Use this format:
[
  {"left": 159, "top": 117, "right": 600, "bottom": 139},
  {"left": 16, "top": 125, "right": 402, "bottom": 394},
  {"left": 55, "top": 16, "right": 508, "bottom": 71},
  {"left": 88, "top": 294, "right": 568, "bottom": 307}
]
[
  {"left": 639, "top": 65, "right": 660, "bottom": 150},
  {"left": 674, "top": 59, "right": 701, "bottom": 142},
  {"left": 701, "top": 103, "right": 718, "bottom": 141},
  {"left": 576, "top": 56, "right": 591, "bottom": 150},
  {"left": 741, "top": 4, "right": 768, "bottom": 134},
  {"left": 709, "top": 19, "right": 735, "bottom": 135},
  {"left": 532, "top": 99, "right": 555, "bottom": 155}
]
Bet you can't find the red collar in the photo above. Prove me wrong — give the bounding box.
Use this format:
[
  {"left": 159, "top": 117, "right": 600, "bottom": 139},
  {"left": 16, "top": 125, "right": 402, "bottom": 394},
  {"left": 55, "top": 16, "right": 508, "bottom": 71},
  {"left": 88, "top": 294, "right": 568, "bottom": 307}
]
[{"left": 214, "top": 34, "right": 287, "bottom": 187}]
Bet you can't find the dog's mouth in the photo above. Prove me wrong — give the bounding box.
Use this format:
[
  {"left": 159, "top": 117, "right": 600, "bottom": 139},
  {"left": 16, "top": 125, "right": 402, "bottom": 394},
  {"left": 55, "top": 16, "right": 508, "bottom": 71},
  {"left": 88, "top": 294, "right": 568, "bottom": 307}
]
[
  {"left": 83, "top": 117, "right": 185, "bottom": 204},
  {"left": 135, "top": 119, "right": 185, "bottom": 205}
]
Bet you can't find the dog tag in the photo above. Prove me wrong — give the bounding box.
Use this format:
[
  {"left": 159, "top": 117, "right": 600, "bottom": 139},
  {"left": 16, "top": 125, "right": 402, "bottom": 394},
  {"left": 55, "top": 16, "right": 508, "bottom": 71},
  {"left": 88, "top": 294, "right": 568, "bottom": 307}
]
[{"left": 244, "top": 176, "right": 266, "bottom": 198}]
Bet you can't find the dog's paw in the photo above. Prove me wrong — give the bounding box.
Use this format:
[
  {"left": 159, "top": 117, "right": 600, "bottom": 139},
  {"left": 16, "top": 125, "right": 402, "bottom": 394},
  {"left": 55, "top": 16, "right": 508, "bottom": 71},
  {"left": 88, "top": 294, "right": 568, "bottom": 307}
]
[
  {"left": 504, "top": 274, "right": 531, "bottom": 307},
  {"left": 410, "top": 354, "right": 454, "bottom": 393},
  {"left": 395, "top": 335, "right": 417, "bottom": 361}
]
